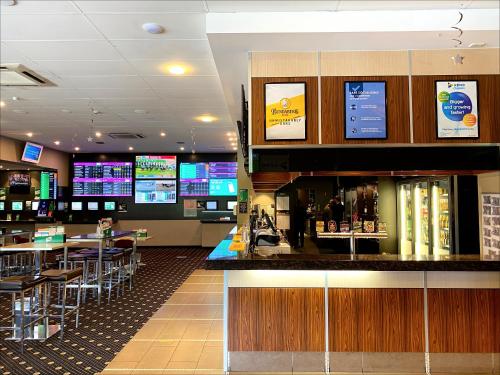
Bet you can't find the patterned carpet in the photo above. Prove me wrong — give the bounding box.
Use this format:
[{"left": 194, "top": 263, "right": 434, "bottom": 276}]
[{"left": 0, "top": 247, "right": 210, "bottom": 375}]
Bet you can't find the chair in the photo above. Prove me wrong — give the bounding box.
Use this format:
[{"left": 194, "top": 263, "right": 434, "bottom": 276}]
[
  {"left": 0, "top": 275, "right": 47, "bottom": 352},
  {"left": 41, "top": 268, "right": 83, "bottom": 339}
]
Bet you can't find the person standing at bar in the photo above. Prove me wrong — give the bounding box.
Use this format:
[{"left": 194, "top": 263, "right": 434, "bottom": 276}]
[
  {"left": 322, "top": 200, "right": 333, "bottom": 232},
  {"left": 294, "top": 200, "right": 307, "bottom": 248},
  {"left": 331, "top": 196, "right": 345, "bottom": 232}
]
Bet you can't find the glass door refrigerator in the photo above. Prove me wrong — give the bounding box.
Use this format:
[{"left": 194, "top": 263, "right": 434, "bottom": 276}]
[{"left": 397, "top": 177, "right": 453, "bottom": 256}]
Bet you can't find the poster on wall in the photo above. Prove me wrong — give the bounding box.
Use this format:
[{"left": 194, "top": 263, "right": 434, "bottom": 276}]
[
  {"left": 482, "top": 193, "right": 500, "bottom": 257},
  {"left": 265, "top": 82, "right": 306, "bottom": 141},
  {"left": 183, "top": 199, "right": 198, "bottom": 217},
  {"left": 344, "top": 81, "right": 387, "bottom": 139},
  {"left": 435, "top": 80, "right": 479, "bottom": 138}
]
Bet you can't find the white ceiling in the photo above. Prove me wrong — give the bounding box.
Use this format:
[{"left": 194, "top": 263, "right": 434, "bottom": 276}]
[{"left": 1, "top": 0, "right": 498, "bottom": 154}]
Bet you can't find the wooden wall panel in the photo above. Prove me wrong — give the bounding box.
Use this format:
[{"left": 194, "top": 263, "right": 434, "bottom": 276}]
[
  {"left": 251, "top": 77, "right": 319, "bottom": 146},
  {"left": 228, "top": 287, "right": 325, "bottom": 352},
  {"left": 329, "top": 289, "right": 424, "bottom": 352},
  {"left": 412, "top": 75, "right": 500, "bottom": 143},
  {"left": 321, "top": 76, "right": 410, "bottom": 144},
  {"left": 321, "top": 51, "right": 409, "bottom": 76},
  {"left": 251, "top": 52, "right": 318, "bottom": 77},
  {"left": 428, "top": 289, "right": 500, "bottom": 353}
]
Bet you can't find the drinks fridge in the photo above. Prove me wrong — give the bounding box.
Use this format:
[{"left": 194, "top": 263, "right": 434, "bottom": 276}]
[{"left": 397, "top": 177, "right": 453, "bottom": 256}]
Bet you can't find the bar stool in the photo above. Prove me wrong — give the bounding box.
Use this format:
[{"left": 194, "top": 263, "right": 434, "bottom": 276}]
[
  {"left": 41, "top": 268, "right": 83, "bottom": 339},
  {"left": 114, "top": 239, "right": 135, "bottom": 290},
  {"left": 0, "top": 275, "right": 47, "bottom": 353},
  {"left": 87, "top": 251, "right": 125, "bottom": 303}
]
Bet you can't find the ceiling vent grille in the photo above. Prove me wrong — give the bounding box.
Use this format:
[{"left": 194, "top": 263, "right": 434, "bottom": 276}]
[
  {"left": 108, "top": 133, "right": 145, "bottom": 139},
  {"left": 0, "top": 64, "right": 53, "bottom": 86}
]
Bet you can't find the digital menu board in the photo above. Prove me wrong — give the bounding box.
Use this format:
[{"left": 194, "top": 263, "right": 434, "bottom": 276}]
[
  {"left": 179, "top": 163, "right": 209, "bottom": 197},
  {"left": 73, "top": 162, "right": 133, "bottom": 197},
  {"left": 136, "top": 155, "right": 176, "bottom": 179},
  {"left": 135, "top": 180, "right": 177, "bottom": 204},
  {"left": 40, "top": 171, "right": 57, "bottom": 199},
  {"left": 209, "top": 179, "right": 237, "bottom": 196},
  {"left": 344, "top": 81, "right": 387, "bottom": 139},
  {"left": 208, "top": 162, "right": 237, "bottom": 179}
]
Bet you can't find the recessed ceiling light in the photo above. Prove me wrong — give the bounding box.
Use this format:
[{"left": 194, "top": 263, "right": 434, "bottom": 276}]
[
  {"left": 231, "top": 143, "right": 236, "bottom": 146},
  {"left": 196, "top": 115, "right": 217, "bottom": 123},
  {"left": 26, "top": 132, "right": 33, "bottom": 137},
  {"left": 54, "top": 140, "right": 60, "bottom": 145},
  {"left": 0, "top": 101, "right": 5, "bottom": 108},
  {"left": 74, "top": 146, "right": 80, "bottom": 151},
  {"left": 226, "top": 132, "right": 231, "bottom": 136},
  {"left": 232, "top": 147, "right": 238, "bottom": 151},
  {"left": 95, "top": 131, "right": 102, "bottom": 138},
  {"left": 180, "top": 146, "right": 185, "bottom": 151},
  {"left": 160, "top": 132, "right": 166, "bottom": 137},
  {"left": 128, "top": 146, "right": 134, "bottom": 151},
  {"left": 142, "top": 22, "right": 165, "bottom": 34},
  {"left": 168, "top": 65, "right": 186, "bottom": 75}
]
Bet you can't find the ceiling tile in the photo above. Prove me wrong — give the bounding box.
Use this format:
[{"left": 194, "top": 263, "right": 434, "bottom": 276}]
[
  {"left": 74, "top": 1, "right": 207, "bottom": 13},
  {"left": 142, "top": 76, "right": 222, "bottom": 89},
  {"left": 77, "top": 88, "right": 158, "bottom": 99},
  {"left": 111, "top": 39, "right": 212, "bottom": 60},
  {"left": 85, "top": 13, "right": 206, "bottom": 40},
  {"left": 64, "top": 76, "right": 150, "bottom": 89},
  {"left": 0, "top": 14, "right": 103, "bottom": 40},
  {"left": 34, "top": 60, "right": 135, "bottom": 76},
  {"left": 4, "top": 40, "right": 122, "bottom": 60},
  {"left": 0, "top": 1, "right": 79, "bottom": 14},
  {"left": 206, "top": 1, "right": 340, "bottom": 12}
]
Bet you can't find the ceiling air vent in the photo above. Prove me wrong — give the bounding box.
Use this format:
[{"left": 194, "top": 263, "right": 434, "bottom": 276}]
[
  {"left": 0, "top": 64, "right": 54, "bottom": 86},
  {"left": 108, "top": 133, "right": 145, "bottom": 139}
]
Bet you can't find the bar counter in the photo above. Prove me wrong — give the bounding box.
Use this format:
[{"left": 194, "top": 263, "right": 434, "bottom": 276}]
[
  {"left": 206, "top": 231, "right": 500, "bottom": 271},
  {"left": 207, "top": 228, "right": 500, "bottom": 374}
]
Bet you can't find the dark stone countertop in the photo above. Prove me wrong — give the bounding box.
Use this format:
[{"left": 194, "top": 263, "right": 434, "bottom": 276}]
[{"left": 206, "top": 233, "right": 500, "bottom": 272}]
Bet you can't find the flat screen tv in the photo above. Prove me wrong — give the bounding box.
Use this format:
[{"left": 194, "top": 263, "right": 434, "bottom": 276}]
[
  {"left": 11, "top": 201, "right": 23, "bottom": 211},
  {"left": 73, "top": 161, "right": 133, "bottom": 197},
  {"left": 71, "top": 201, "right": 83, "bottom": 211},
  {"left": 179, "top": 162, "right": 209, "bottom": 197},
  {"left": 88, "top": 202, "right": 99, "bottom": 211},
  {"left": 135, "top": 180, "right": 177, "bottom": 204},
  {"left": 32, "top": 201, "right": 40, "bottom": 211},
  {"left": 135, "top": 155, "right": 177, "bottom": 179},
  {"left": 344, "top": 81, "right": 387, "bottom": 139},
  {"left": 37, "top": 200, "right": 54, "bottom": 217},
  {"left": 40, "top": 171, "right": 57, "bottom": 199},
  {"left": 104, "top": 201, "right": 116, "bottom": 211},
  {"left": 57, "top": 201, "right": 65, "bottom": 211},
  {"left": 206, "top": 201, "right": 218, "bottom": 211},
  {"left": 0, "top": 202, "right": 5, "bottom": 211},
  {"left": 227, "top": 201, "right": 237, "bottom": 211},
  {"left": 9, "top": 173, "right": 31, "bottom": 194},
  {"left": 209, "top": 178, "right": 237, "bottom": 196},
  {"left": 21, "top": 142, "right": 44, "bottom": 164}
]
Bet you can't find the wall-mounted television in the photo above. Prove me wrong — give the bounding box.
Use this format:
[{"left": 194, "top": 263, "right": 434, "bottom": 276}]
[
  {"left": 135, "top": 155, "right": 177, "bottom": 179},
  {"left": 32, "top": 201, "right": 40, "bottom": 211},
  {"left": 11, "top": 201, "right": 23, "bottom": 211},
  {"left": 104, "top": 201, "right": 116, "bottom": 211},
  {"left": 71, "top": 201, "right": 83, "bottom": 211},
  {"left": 206, "top": 200, "right": 218, "bottom": 211},
  {"left": 57, "top": 201, "right": 65, "bottom": 211},
  {"left": 179, "top": 162, "right": 209, "bottom": 197},
  {"left": 73, "top": 162, "right": 133, "bottom": 197},
  {"left": 344, "top": 81, "right": 387, "bottom": 139},
  {"left": 208, "top": 162, "right": 237, "bottom": 179},
  {"left": 21, "top": 142, "right": 44, "bottom": 164},
  {"left": 40, "top": 171, "right": 57, "bottom": 199},
  {"left": 135, "top": 180, "right": 177, "bottom": 204},
  {"left": 0, "top": 202, "right": 5, "bottom": 211},
  {"left": 37, "top": 200, "right": 54, "bottom": 217},
  {"left": 227, "top": 201, "right": 237, "bottom": 211},
  {"left": 88, "top": 202, "right": 99, "bottom": 211},
  {"left": 209, "top": 179, "right": 237, "bottom": 196},
  {"left": 8, "top": 173, "right": 31, "bottom": 194}
]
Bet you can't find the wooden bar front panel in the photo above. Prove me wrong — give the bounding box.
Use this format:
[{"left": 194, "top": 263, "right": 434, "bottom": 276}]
[
  {"left": 412, "top": 74, "right": 500, "bottom": 143},
  {"left": 251, "top": 77, "right": 319, "bottom": 146},
  {"left": 329, "top": 289, "right": 425, "bottom": 352},
  {"left": 321, "top": 76, "right": 410, "bottom": 144},
  {"left": 228, "top": 287, "right": 325, "bottom": 352},
  {"left": 428, "top": 289, "right": 500, "bottom": 353}
]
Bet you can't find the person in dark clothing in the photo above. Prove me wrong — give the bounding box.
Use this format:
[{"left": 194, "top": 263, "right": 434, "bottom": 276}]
[
  {"left": 322, "top": 200, "right": 333, "bottom": 232},
  {"left": 294, "top": 200, "right": 307, "bottom": 248},
  {"left": 331, "top": 196, "right": 345, "bottom": 232}
]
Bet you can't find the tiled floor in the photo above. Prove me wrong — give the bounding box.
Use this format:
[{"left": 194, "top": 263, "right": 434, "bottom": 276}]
[{"left": 100, "top": 269, "right": 224, "bottom": 375}]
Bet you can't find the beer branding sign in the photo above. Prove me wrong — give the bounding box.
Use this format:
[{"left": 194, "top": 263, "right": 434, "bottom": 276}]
[{"left": 265, "top": 82, "right": 306, "bottom": 140}]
